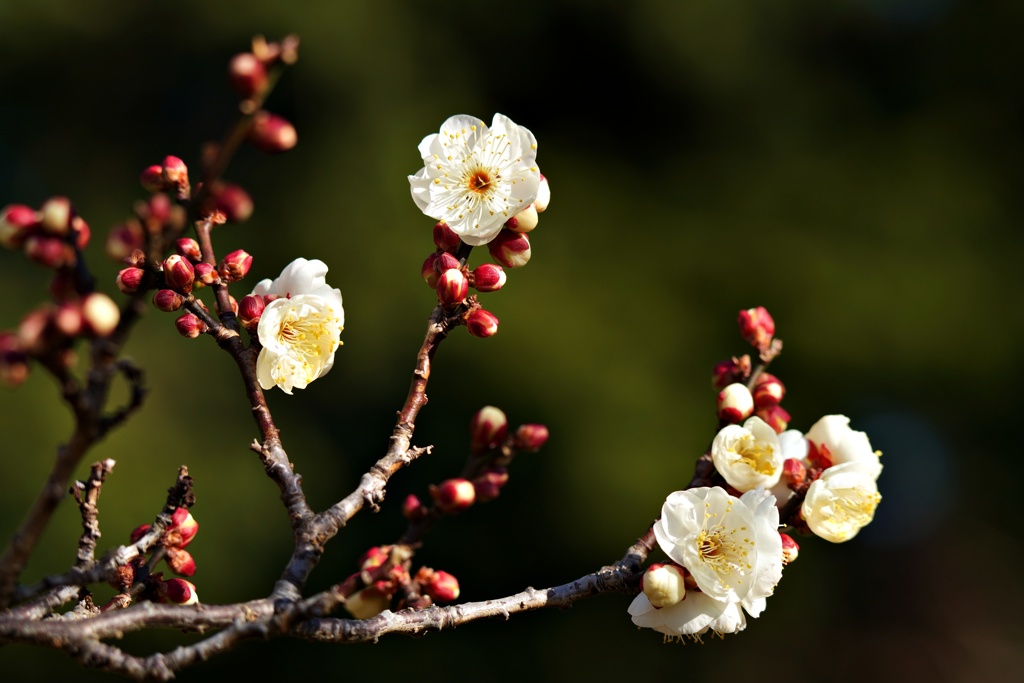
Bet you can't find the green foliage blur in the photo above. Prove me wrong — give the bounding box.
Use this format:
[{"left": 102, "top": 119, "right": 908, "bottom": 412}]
[{"left": 1, "top": 0, "right": 1020, "bottom": 680}]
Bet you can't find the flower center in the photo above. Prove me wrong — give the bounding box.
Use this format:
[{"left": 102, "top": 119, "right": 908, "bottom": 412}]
[
  {"left": 735, "top": 435, "right": 776, "bottom": 475},
  {"left": 465, "top": 167, "right": 495, "bottom": 195},
  {"left": 277, "top": 311, "right": 340, "bottom": 369},
  {"left": 829, "top": 488, "right": 881, "bottom": 528}
]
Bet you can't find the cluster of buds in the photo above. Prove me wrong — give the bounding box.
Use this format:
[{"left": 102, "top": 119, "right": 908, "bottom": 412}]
[
  {"left": 227, "top": 36, "right": 300, "bottom": 153},
  {"left": 737, "top": 306, "right": 776, "bottom": 356},
  {"left": 487, "top": 173, "right": 551, "bottom": 270},
  {"left": 342, "top": 544, "right": 462, "bottom": 619},
  {"left": 1, "top": 199, "right": 90, "bottom": 269},
  {"left": 130, "top": 506, "right": 200, "bottom": 577},
  {"left": 140, "top": 155, "right": 191, "bottom": 202}
]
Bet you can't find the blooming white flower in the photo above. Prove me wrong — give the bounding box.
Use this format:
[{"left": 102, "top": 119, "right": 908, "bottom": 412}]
[
  {"left": 801, "top": 461, "right": 881, "bottom": 543},
  {"left": 251, "top": 258, "right": 344, "bottom": 394},
  {"left": 630, "top": 486, "right": 782, "bottom": 638},
  {"left": 409, "top": 114, "right": 540, "bottom": 247},
  {"left": 711, "top": 416, "right": 784, "bottom": 492},
  {"left": 805, "top": 414, "right": 882, "bottom": 480}
]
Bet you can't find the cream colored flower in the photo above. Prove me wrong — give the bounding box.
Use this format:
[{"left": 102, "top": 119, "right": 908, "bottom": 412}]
[
  {"left": 801, "top": 462, "right": 881, "bottom": 543},
  {"left": 711, "top": 416, "right": 784, "bottom": 492},
  {"left": 805, "top": 414, "right": 882, "bottom": 480}
]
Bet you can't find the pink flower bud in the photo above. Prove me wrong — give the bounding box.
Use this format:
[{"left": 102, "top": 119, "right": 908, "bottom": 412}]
[
  {"left": 345, "top": 587, "right": 388, "bottom": 619},
  {"left": 40, "top": 197, "right": 72, "bottom": 235},
  {"left": 161, "top": 156, "right": 189, "bottom": 193},
  {"left": 116, "top": 267, "right": 146, "bottom": 294},
  {"left": 472, "top": 468, "right": 509, "bottom": 502},
  {"left": 53, "top": 303, "right": 83, "bottom": 337},
  {"left": 507, "top": 204, "right": 539, "bottom": 233},
  {"left": 487, "top": 229, "right": 531, "bottom": 268},
  {"left": 162, "top": 254, "right": 195, "bottom": 294},
  {"left": 105, "top": 221, "right": 144, "bottom": 262},
  {"left": 782, "top": 458, "right": 806, "bottom": 487},
  {"left": 471, "top": 263, "right": 506, "bottom": 292},
  {"left": 402, "top": 494, "right": 427, "bottom": 522},
  {"left": 470, "top": 406, "right": 508, "bottom": 454},
  {"left": 175, "top": 238, "right": 202, "bottom": 262},
  {"left": 738, "top": 306, "right": 775, "bottom": 350},
  {"left": 81, "top": 293, "right": 120, "bottom": 337},
  {"left": 359, "top": 546, "right": 391, "bottom": 570},
  {"left": 218, "top": 249, "right": 253, "bottom": 283},
  {"left": 238, "top": 294, "right": 265, "bottom": 331},
  {"left": 433, "top": 221, "right": 461, "bottom": 251},
  {"left": 169, "top": 507, "right": 199, "bottom": 548},
  {"left": 249, "top": 111, "right": 297, "bottom": 153},
  {"left": 435, "top": 252, "right": 460, "bottom": 272},
  {"left": 153, "top": 289, "right": 184, "bottom": 312},
  {"left": 212, "top": 183, "right": 254, "bottom": 223},
  {"left": 465, "top": 308, "right": 499, "bottom": 338},
  {"left": 161, "top": 578, "right": 198, "bottom": 605},
  {"left": 436, "top": 268, "right": 468, "bottom": 306},
  {"left": 191, "top": 262, "right": 217, "bottom": 288},
  {"left": 753, "top": 373, "right": 785, "bottom": 408},
  {"left": 641, "top": 563, "right": 686, "bottom": 608},
  {"left": 422, "top": 570, "right": 460, "bottom": 603},
  {"left": 228, "top": 52, "right": 268, "bottom": 98},
  {"left": 166, "top": 547, "right": 196, "bottom": 577},
  {"left": 431, "top": 478, "right": 476, "bottom": 513},
  {"left": 421, "top": 254, "right": 441, "bottom": 288},
  {"left": 140, "top": 165, "right": 165, "bottom": 192},
  {"left": 534, "top": 174, "right": 551, "bottom": 213},
  {"left": 717, "top": 383, "right": 754, "bottom": 423},
  {"left": 25, "top": 235, "right": 73, "bottom": 269},
  {"left": 756, "top": 404, "right": 790, "bottom": 434},
  {"left": 175, "top": 312, "right": 206, "bottom": 338},
  {"left": 129, "top": 523, "right": 151, "bottom": 545},
  {"left": 147, "top": 193, "right": 173, "bottom": 223},
  {"left": 780, "top": 533, "right": 800, "bottom": 564},
  {"left": 712, "top": 355, "right": 752, "bottom": 390},
  {"left": 0, "top": 204, "right": 39, "bottom": 249},
  {"left": 514, "top": 424, "right": 550, "bottom": 451}
]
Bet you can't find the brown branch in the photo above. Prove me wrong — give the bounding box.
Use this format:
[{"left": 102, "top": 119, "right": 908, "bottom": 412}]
[{"left": 70, "top": 459, "right": 116, "bottom": 568}]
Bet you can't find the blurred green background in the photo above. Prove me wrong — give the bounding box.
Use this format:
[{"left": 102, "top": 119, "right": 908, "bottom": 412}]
[{"left": 1, "top": 0, "right": 1020, "bottom": 680}]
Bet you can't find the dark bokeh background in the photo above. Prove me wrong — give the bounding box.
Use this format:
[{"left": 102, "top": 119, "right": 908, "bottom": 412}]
[{"left": 1, "top": 0, "right": 1021, "bottom": 680}]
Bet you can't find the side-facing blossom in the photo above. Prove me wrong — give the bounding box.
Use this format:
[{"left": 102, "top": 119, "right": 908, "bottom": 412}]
[
  {"left": 251, "top": 258, "right": 344, "bottom": 394},
  {"left": 801, "top": 461, "right": 881, "bottom": 543},
  {"left": 409, "top": 114, "right": 540, "bottom": 247},
  {"left": 711, "top": 416, "right": 784, "bottom": 492},
  {"left": 630, "top": 487, "right": 783, "bottom": 638},
  {"left": 805, "top": 414, "right": 882, "bottom": 480}
]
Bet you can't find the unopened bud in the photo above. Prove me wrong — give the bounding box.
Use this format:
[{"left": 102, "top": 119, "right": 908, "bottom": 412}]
[
  {"left": 514, "top": 424, "right": 550, "bottom": 451},
  {"left": 169, "top": 507, "right": 199, "bottom": 548},
  {"left": 756, "top": 404, "right": 791, "bottom": 434},
  {"left": 140, "top": 165, "right": 166, "bottom": 192},
  {"left": 717, "top": 383, "right": 754, "bottom": 423},
  {"left": 105, "top": 221, "right": 144, "bottom": 262},
  {"left": 147, "top": 193, "right": 173, "bottom": 224},
  {"left": 175, "top": 312, "right": 207, "bottom": 338},
  {"left": 228, "top": 52, "right": 268, "bottom": 98},
  {"left": 53, "top": 303, "right": 83, "bottom": 337},
  {"left": 431, "top": 478, "right": 476, "bottom": 513},
  {"left": 712, "top": 355, "right": 751, "bottom": 390},
  {"left": 753, "top": 373, "right": 785, "bottom": 408},
  {"left": 249, "top": 111, "right": 297, "bottom": 153},
  {"left": 238, "top": 295, "right": 265, "bottom": 331},
  {"left": 487, "top": 229, "right": 531, "bottom": 268},
  {"left": 421, "top": 254, "right": 441, "bottom": 288},
  {"left": 422, "top": 570, "right": 460, "bottom": 603},
  {"left": 433, "top": 221, "right": 461, "bottom": 251},
  {"left": 212, "top": 183, "right": 254, "bottom": 223},
  {"left": 175, "top": 238, "right": 202, "bottom": 262},
  {"left": 534, "top": 174, "right": 551, "bottom": 212},
  {"left": 434, "top": 252, "right": 460, "bottom": 272},
  {"left": 471, "top": 263, "right": 506, "bottom": 292},
  {"left": 359, "top": 546, "right": 391, "bottom": 570},
  {"left": 40, "top": 197, "right": 72, "bottom": 235},
  {"left": 402, "top": 494, "right": 427, "bottom": 522},
  {"left": 1, "top": 205, "right": 38, "bottom": 249},
  {"left": 162, "top": 156, "right": 190, "bottom": 197},
  {"left": 641, "top": 563, "right": 686, "bottom": 608},
  {"left": 166, "top": 547, "right": 196, "bottom": 577},
  {"left": 436, "top": 268, "right": 468, "bottom": 306},
  {"left": 24, "top": 235, "right": 73, "bottom": 269},
  {"left": 161, "top": 578, "right": 199, "bottom": 605},
  {"left": 465, "top": 308, "right": 499, "bottom": 338},
  {"left": 738, "top": 306, "right": 775, "bottom": 350},
  {"left": 81, "top": 293, "right": 120, "bottom": 337},
  {"left": 345, "top": 587, "right": 388, "bottom": 619},
  {"left": 470, "top": 405, "right": 508, "bottom": 454},
  {"left": 192, "top": 262, "right": 218, "bottom": 288},
  {"left": 780, "top": 533, "right": 800, "bottom": 565},
  {"left": 218, "top": 249, "right": 253, "bottom": 283},
  {"left": 472, "top": 468, "right": 509, "bottom": 502},
  {"left": 163, "top": 254, "right": 195, "bottom": 294},
  {"left": 507, "top": 204, "right": 539, "bottom": 233},
  {"left": 116, "top": 267, "right": 146, "bottom": 294},
  {"left": 153, "top": 289, "right": 184, "bottom": 312},
  {"left": 129, "top": 523, "right": 151, "bottom": 545},
  {"left": 782, "top": 458, "right": 806, "bottom": 487}
]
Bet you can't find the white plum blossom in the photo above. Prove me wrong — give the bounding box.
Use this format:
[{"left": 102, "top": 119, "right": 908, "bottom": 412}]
[
  {"left": 251, "top": 258, "right": 344, "bottom": 394},
  {"left": 630, "top": 487, "right": 783, "bottom": 639},
  {"left": 409, "top": 114, "right": 540, "bottom": 247},
  {"left": 805, "top": 414, "right": 882, "bottom": 480},
  {"left": 711, "top": 416, "right": 784, "bottom": 492},
  {"left": 801, "top": 461, "right": 881, "bottom": 543}
]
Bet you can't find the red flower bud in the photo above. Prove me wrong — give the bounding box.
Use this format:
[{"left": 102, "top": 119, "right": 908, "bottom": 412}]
[
  {"left": 228, "top": 52, "right": 268, "bottom": 99},
  {"left": 756, "top": 404, "right": 791, "bottom": 434},
  {"left": 169, "top": 507, "right": 199, "bottom": 548},
  {"left": 435, "top": 252, "right": 460, "bottom": 272},
  {"left": 140, "top": 165, "right": 166, "bottom": 192},
  {"left": 780, "top": 533, "right": 800, "bottom": 564},
  {"left": 175, "top": 238, "right": 202, "bottom": 262},
  {"left": 738, "top": 306, "right": 775, "bottom": 350},
  {"left": 471, "top": 263, "right": 506, "bottom": 292},
  {"left": 436, "top": 268, "right": 468, "bottom": 306},
  {"left": 218, "top": 249, "right": 253, "bottom": 283},
  {"left": 465, "top": 308, "right": 499, "bottom": 338},
  {"left": 0, "top": 204, "right": 39, "bottom": 249},
  {"left": 717, "top": 383, "right": 754, "bottom": 424},
  {"left": 116, "top": 267, "right": 146, "bottom": 294},
  {"left": 753, "top": 373, "right": 785, "bottom": 408},
  {"left": 24, "top": 235, "right": 73, "bottom": 269},
  {"left": 359, "top": 546, "right": 391, "bottom": 570},
  {"left": 81, "top": 293, "right": 120, "bottom": 337},
  {"left": 40, "top": 196, "right": 72, "bottom": 235},
  {"left": 161, "top": 156, "right": 190, "bottom": 197},
  {"left": 166, "top": 547, "right": 196, "bottom": 577},
  {"left": 712, "top": 355, "right": 752, "bottom": 390},
  {"left": 190, "top": 262, "right": 217, "bottom": 288},
  {"left": 431, "top": 478, "right": 476, "bottom": 513},
  {"left": 472, "top": 467, "right": 509, "bottom": 502},
  {"left": 487, "top": 229, "right": 531, "bottom": 268},
  {"left": 422, "top": 570, "right": 460, "bottom": 603},
  {"left": 162, "top": 254, "right": 195, "bottom": 294},
  {"left": 161, "top": 578, "right": 198, "bottom": 605},
  {"left": 507, "top": 204, "right": 539, "bottom": 233},
  {"left": 212, "top": 183, "right": 254, "bottom": 223},
  {"left": 782, "top": 458, "right": 806, "bottom": 487},
  {"left": 249, "top": 111, "right": 297, "bottom": 153},
  {"left": 105, "top": 221, "right": 144, "bottom": 262},
  {"left": 470, "top": 406, "right": 508, "bottom": 454},
  {"left": 175, "top": 312, "right": 207, "bottom": 338},
  {"left": 238, "top": 294, "right": 265, "bottom": 331},
  {"left": 402, "top": 494, "right": 427, "bottom": 522},
  {"left": 514, "top": 424, "right": 550, "bottom": 451},
  {"left": 421, "top": 254, "right": 441, "bottom": 288},
  {"left": 153, "top": 289, "right": 184, "bottom": 312},
  {"left": 71, "top": 216, "right": 90, "bottom": 250},
  {"left": 129, "top": 523, "right": 151, "bottom": 545},
  {"left": 432, "top": 221, "right": 461, "bottom": 251}
]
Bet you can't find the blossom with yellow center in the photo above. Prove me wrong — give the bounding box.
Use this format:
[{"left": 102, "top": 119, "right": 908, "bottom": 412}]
[
  {"left": 801, "top": 461, "right": 881, "bottom": 542},
  {"left": 251, "top": 258, "right": 344, "bottom": 394},
  {"left": 409, "top": 114, "right": 540, "bottom": 246},
  {"left": 711, "top": 416, "right": 784, "bottom": 492}
]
